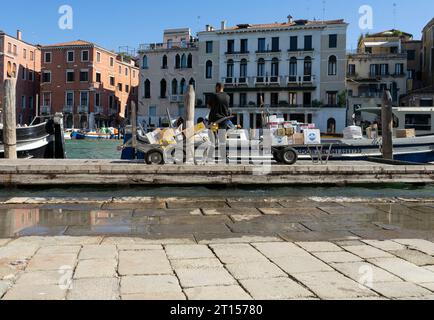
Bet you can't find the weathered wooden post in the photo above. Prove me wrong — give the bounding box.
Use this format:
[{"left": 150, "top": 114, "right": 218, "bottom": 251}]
[
  {"left": 3, "top": 79, "right": 17, "bottom": 159},
  {"left": 184, "top": 85, "right": 195, "bottom": 164},
  {"left": 382, "top": 90, "right": 394, "bottom": 160},
  {"left": 131, "top": 101, "right": 137, "bottom": 149}
]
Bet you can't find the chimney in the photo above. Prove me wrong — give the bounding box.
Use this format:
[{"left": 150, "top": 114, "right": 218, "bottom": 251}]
[
  {"left": 287, "top": 15, "right": 293, "bottom": 23},
  {"left": 221, "top": 20, "right": 227, "bottom": 30},
  {"left": 205, "top": 25, "right": 211, "bottom": 32},
  {"left": 17, "top": 30, "right": 22, "bottom": 41}
]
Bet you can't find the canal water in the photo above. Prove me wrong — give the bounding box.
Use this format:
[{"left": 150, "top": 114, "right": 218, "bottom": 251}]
[{"left": 65, "top": 140, "right": 121, "bottom": 159}]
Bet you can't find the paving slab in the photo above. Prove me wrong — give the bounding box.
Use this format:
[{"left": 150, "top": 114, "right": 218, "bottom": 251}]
[
  {"left": 171, "top": 258, "right": 223, "bottom": 270},
  {"left": 15, "top": 270, "right": 71, "bottom": 286},
  {"left": 117, "top": 244, "right": 162, "bottom": 251},
  {"left": 228, "top": 222, "right": 309, "bottom": 234},
  {"left": 202, "top": 208, "right": 261, "bottom": 216},
  {"left": 371, "top": 282, "right": 433, "bottom": 299},
  {"left": 343, "top": 245, "right": 394, "bottom": 259},
  {"left": 3, "top": 283, "right": 67, "bottom": 300},
  {"left": 296, "top": 242, "right": 343, "bottom": 253},
  {"left": 165, "top": 245, "right": 215, "bottom": 260},
  {"left": 150, "top": 223, "right": 230, "bottom": 235},
  {"left": 0, "top": 239, "right": 11, "bottom": 247},
  {"left": 369, "top": 257, "right": 434, "bottom": 284},
  {"left": 185, "top": 286, "right": 252, "bottom": 300},
  {"left": 134, "top": 208, "right": 202, "bottom": 217},
  {"left": 175, "top": 268, "right": 236, "bottom": 288},
  {"left": 0, "top": 245, "right": 39, "bottom": 260},
  {"left": 252, "top": 242, "right": 311, "bottom": 259},
  {"left": 226, "top": 261, "right": 287, "bottom": 280},
  {"left": 389, "top": 249, "right": 434, "bottom": 267},
  {"left": 259, "top": 208, "right": 325, "bottom": 216},
  {"left": 0, "top": 259, "right": 26, "bottom": 280},
  {"left": 122, "top": 292, "right": 186, "bottom": 300},
  {"left": 8, "top": 236, "right": 103, "bottom": 246},
  {"left": 330, "top": 261, "right": 402, "bottom": 283},
  {"left": 280, "top": 231, "right": 358, "bottom": 242},
  {"left": 120, "top": 275, "right": 182, "bottom": 296},
  {"left": 241, "top": 277, "right": 314, "bottom": 300},
  {"left": 74, "top": 259, "right": 117, "bottom": 279},
  {"left": 313, "top": 251, "right": 363, "bottom": 263},
  {"left": 118, "top": 250, "right": 172, "bottom": 276},
  {"left": 272, "top": 256, "right": 334, "bottom": 274},
  {"left": 0, "top": 280, "right": 11, "bottom": 298},
  {"left": 67, "top": 278, "right": 119, "bottom": 300},
  {"left": 102, "top": 236, "right": 196, "bottom": 245},
  {"left": 393, "top": 239, "right": 434, "bottom": 255},
  {"left": 419, "top": 283, "right": 434, "bottom": 292},
  {"left": 362, "top": 240, "right": 407, "bottom": 252},
  {"left": 211, "top": 244, "right": 269, "bottom": 264},
  {"left": 166, "top": 200, "right": 228, "bottom": 209},
  {"left": 292, "top": 271, "right": 377, "bottom": 300},
  {"left": 26, "top": 254, "right": 77, "bottom": 271},
  {"left": 196, "top": 235, "right": 282, "bottom": 245},
  {"left": 159, "top": 216, "right": 231, "bottom": 225},
  {"left": 37, "top": 246, "right": 82, "bottom": 255},
  {"left": 79, "top": 245, "right": 117, "bottom": 260}
]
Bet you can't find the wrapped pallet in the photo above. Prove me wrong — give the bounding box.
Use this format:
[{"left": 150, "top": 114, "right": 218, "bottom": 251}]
[
  {"left": 396, "top": 129, "right": 416, "bottom": 138},
  {"left": 343, "top": 126, "right": 363, "bottom": 140}
]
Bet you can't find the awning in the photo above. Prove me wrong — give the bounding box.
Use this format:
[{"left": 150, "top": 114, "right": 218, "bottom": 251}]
[{"left": 364, "top": 41, "right": 400, "bottom": 47}]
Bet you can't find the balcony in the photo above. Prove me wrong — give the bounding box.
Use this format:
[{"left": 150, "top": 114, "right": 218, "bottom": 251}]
[
  {"left": 138, "top": 41, "right": 198, "bottom": 52},
  {"left": 225, "top": 51, "right": 250, "bottom": 55},
  {"left": 40, "top": 106, "right": 51, "bottom": 115},
  {"left": 94, "top": 106, "right": 104, "bottom": 115},
  {"left": 237, "top": 77, "right": 249, "bottom": 85},
  {"left": 77, "top": 105, "right": 89, "bottom": 114},
  {"left": 223, "top": 77, "right": 236, "bottom": 86},
  {"left": 63, "top": 105, "right": 73, "bottom": 114},
  {"left": 170, "top": 95, "right": 184, "bottom": 103},
  {"left": 256, "top": 49, "right": 281, "bottom": 54},
  {"left": 288, "top": 48, "right": 314, "bottom": 52},
  {"left": 269, "top": 76, "right": 280, "bottom": 85}
]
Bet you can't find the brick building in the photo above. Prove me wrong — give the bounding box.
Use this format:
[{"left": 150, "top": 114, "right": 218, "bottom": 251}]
[
  {"left": 0, "top": 30, "right": 41, "bottom": 125},
  {"left": 40, "top": 40, "right": 139, "bottom": 129}
]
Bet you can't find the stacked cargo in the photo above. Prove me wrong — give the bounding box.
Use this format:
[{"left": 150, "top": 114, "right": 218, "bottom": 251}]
[{"left": 266, "top": 116, "right": 321, "bottom": 146}]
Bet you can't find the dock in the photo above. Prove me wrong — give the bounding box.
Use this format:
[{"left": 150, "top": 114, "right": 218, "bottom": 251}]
[{"left": 0, "top": 159, "right": 433, "bottom": 186}]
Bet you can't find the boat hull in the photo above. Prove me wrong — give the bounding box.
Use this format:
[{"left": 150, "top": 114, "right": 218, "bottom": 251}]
[{"left": 71, "top": 132, "right": 114, "bottom": 140}]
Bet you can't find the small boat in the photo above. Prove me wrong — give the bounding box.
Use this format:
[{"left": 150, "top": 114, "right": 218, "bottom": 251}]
[
  {"left": 0, "top": 118, "right": 66, "bottom": 159},
  {"left": 71, "top": 131, "right": 114, "bottom": 140},
  {"left": 64, "top": 129, "right": 73, "bottom": 140}
]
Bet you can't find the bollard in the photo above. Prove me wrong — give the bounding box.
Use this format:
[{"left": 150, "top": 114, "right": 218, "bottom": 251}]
[
  {"left": 3, "top": 79, "right": 17, "bottom": 159},
  {"left": 381, "top": 90, "right": 394, "bottom": 160},
  {"left": 184, "top": 85, "right": 195, "bottom": 164}
]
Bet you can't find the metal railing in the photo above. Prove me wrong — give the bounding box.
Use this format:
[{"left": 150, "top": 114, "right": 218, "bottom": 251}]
[
  {"left": 139, "top": 41, "right": 198, "bottom": 52},
  {"left": 77, "top": 105, "right": 89, "bottom": 114}
]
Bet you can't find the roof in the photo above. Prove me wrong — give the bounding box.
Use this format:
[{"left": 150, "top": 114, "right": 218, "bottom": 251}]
[
  {"left": 423, "top": 18, "right": 434, "bottom": 32},
  {"left": 210, "top": 19, "right": 346, "bottom": 32},
  {"left": 364, "top": 29, "right": 413, "bottom": 39},
  {"left": 42, "top": 40, "right": 94, "bottom": 48}
]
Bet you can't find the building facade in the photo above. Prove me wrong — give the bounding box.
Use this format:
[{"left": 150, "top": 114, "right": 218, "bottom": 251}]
[
  {"left": 422, "top": 18, "right": 434, "bottom": 88},
  {"left": 0, "top": 30, "right": 41, "bottom": 125},
  {"left": 138, "top": 29, "right": 198, "bottom": 129},
  {"left": 40, "top": 40, "right": 139, "bottom": 129},
  {"left": 196, "top": 17, "right": 348, "bottom": 133},
  {"left": 346, "top": 30, "right": 410, "bottom": 123}
]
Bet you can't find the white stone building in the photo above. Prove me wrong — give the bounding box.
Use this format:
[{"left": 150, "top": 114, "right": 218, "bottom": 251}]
[
  {"left": 196, "top": 16, "right": 348, "bottom": 133},
  {"left": 138, "top": 28, "right": 198, "bottom": 129}
]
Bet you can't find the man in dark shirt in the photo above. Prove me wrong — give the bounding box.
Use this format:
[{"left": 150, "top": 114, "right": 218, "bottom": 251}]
[{"left": 208, "top": 83, "right": 235, "bottom": 129}]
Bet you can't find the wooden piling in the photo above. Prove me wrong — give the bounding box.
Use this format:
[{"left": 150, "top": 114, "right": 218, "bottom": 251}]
[
  {"left": 184, "top": 85, "right": 195, "bottom": 164},
  {"left": 382, "top": 90, "right": 394, "bottom": 160},
  {"left": 131, "top": 101, "right": 137, "bottom": 149},
  {"left": 2, "top": 79, "right": 17, "bottom": 159}
]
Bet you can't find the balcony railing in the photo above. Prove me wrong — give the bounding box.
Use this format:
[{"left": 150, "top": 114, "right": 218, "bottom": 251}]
[
  {"left": 40, "top": 106, "right": 51, "bottom": 115},
  {"left": 63, "top": 105, "right": 73, "bottom": 113},
  {"left": 170, "top": 95, "right": 184, "bottom": 103},
  {"left": 94, "top": 106, "right": 104, "bottom": 115},
  {"left": 139, "top": 41, "right": 198, "bottom": 52},
  {"left": 288, "top": 48, "right": 314, "bottom": 52},
  {"left": 77, "top": 105, "right": 89, "bottom": 114},
  {"left": 225, "top": 51, "right": 250, "bottom": 55},
  {"left": 256, "top": 49, "right": 281, "bottom": 54}
]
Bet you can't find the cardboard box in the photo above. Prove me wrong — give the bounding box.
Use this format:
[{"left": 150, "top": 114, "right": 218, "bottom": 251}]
[
  {"left": 146, "top": 128, "right": 162, "bottom": 145},
  {"left": 293, "top": 133, "right": 305, "bottom": 145},
  {"left": 396, "top": 129, "right": 416, "bottom": 138},
  {"left": 272, "top": 135, "right": 288, "bottom": 146},
  {"left": 285, "top": 127, "right": 295, "bottom": 136},
  {"left": 304, "top": 129, "right": 321, "bottom": 145},
  {"left": 276, "top": 128, "right": 286, "bottom": 137}
]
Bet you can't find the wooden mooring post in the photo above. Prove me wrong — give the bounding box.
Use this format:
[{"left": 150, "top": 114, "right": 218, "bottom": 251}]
[
  {"left": 2, "top": 79, "right": 17, "bottom": 159},
  {"left": 382, "top": 90, "right": 394, "bottom": 160},
  {"left": 184, "top": 85, "right": 195, "bottom": 164},
  {"left": 131, "top": 101, "right": 137, "bottom": 149}
]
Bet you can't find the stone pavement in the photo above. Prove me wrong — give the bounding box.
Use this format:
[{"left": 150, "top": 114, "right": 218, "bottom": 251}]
[{"left": 1, "top": 197, "right": 434, "bottom": 300}]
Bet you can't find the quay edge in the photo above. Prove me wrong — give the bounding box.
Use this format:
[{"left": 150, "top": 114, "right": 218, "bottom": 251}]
[{"left": 0, "top": 160, "right": 433, "bottom": 186}]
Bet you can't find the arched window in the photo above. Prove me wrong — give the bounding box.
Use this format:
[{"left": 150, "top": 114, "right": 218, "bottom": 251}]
[
  {"left": 304, "top": 56, "right": 312, "bottom": 81},
  {"left": 6, "top": 61, "right": 12, "bottom": 78},
  {"left": 257, "top": 58, "right": 265, "bottom": 77},
  {"left": 180, "top": 78, "right": 186, "bottom": 95},
  {"left": 189, "top": 78, "right": 196, "bottom": 89},
  {"left": 289, "top": 57, "right": 297, "bottom": 77},
  {"left": 160, "top": 79, "right": 167, "bottom": 98},
  {"left": 206, "top": 60, "right": 213, "bottom": 79},
  {"left": 327, "top": 118, "right": 336, "bottom": 133},
  {"left": 172, "top": 79, "right": 178, "bottom": 95},
  {"left": 162, "top": 55, "right": 168, "bottom": 69},
  {"left": 12, "top": 63, "right": 17, "bottom": 78},
  {"left": 227, "top": 59, "right": 234, "bottom": 78},
  {"left": 142, "top": 55, "right": 148, "bottom": 69},
  {"left": 187, "top": 53, "right": 193, "bottom": 68},
  {"left": 144, "top": 79, "right": 151, "bottom": 99},
  {"left": 175, "top": 54, "right": 180, "bottom": 69},
  {"left": 328, "top": 55, "right": 337, "bottom": 76},
  {"left": 240, "top": 59, "right": 247, "bottom": 78},
  {"left": 181, "top": 54, "right": 187, "bottom": 68},
  {"left": 271, "top": 58, "right": 279, "bottom": 77}
]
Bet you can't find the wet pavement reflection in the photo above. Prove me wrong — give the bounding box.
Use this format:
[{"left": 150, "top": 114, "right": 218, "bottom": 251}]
[{"left": 1, "top": 200, "right": 434, "bottom": 240}]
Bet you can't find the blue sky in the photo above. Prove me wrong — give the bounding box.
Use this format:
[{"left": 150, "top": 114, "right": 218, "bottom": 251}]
[{"left": 1, "top": 0, "right": 433, "bottom": 52}]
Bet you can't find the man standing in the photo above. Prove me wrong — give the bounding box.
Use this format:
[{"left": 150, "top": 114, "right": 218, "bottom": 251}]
[{"left": 208, "top": 83, "right": 235, "bottom": 129}]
